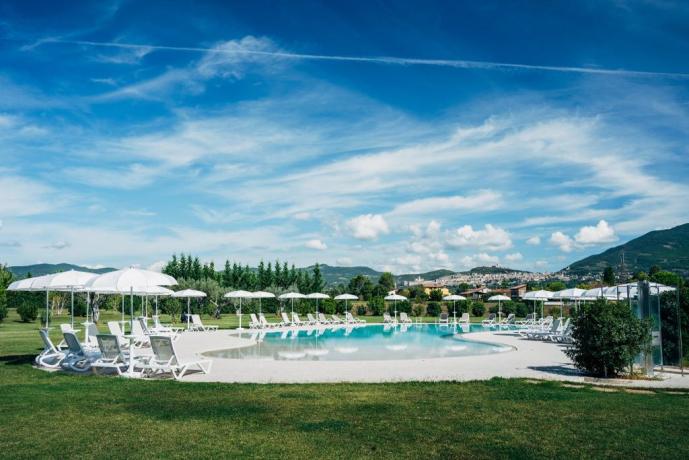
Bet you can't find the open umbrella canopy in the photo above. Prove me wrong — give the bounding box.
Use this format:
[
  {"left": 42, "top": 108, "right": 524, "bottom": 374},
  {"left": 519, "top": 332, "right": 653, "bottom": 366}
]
[
  {"left": 224, "top": 290, "right": 253, "bottom": 299},
  {"left": 278, "top": 292, "right": 306, "bottom": 300},
  {"left": 39, "top": 270, "right": 98, "bottom": 290},
  {"left": 306, "top": 293, "right": 330, "bottom": 300},
  {"left": 522, "top": 290, "right": 552, "bottom": 300},
  {"left": 384, "top": 294, "right": 407, "bottom": 301},
  {"left": 552, "top": 288, "right": 586, "bottom": 300},
  {"left": 85, "top": 267, "right": 177, "bottom": 292},
  {"left": 171, "top": 289, "right": 207, "bottom": 298},
  {"left": 488, "top": 295, "right": 511, "bottom": 302},
  {"left": 252, "top": 291, "right": 276, "bottom": 299},
  {"left": 334, "top": 293, "right": 358, "bottom": 301},
  {"left": 442, "top": 294, "right": 466, "bottom": 301},
  {"left": 7, "top": 277, "right": 41, "bottom": 291}
]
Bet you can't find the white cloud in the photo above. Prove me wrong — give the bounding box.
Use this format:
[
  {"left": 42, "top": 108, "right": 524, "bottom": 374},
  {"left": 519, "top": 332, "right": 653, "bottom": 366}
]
[
  {"left": 550, "top": 220, "right": 618, "bottom": 253},
  {"left": 45, "top": 241, "right": 71, "bottom": 250},
  {"left": 526, "top": 236, "right": 541, "bottom": 245},
  {"left": 550, "top": 231, "right": 575, "bottom": 252},
  {"left": 459, "top": 253, "right": 500, "bottom": 269},
  {"left": 574, "top": 220, "right": 617, "bottom": 245},
  {"left": 0, "top": 176, "right": 63, "bottom": 217},
  {"left": 336, "top": 257, "right": 352, "bottom": 266},
  {"left": 293, "top": 212, "right": 311, "bottom": 221},
  {"left": 146, "top": 260, "right": 167, "bottom": 272},
  {"left": 305, "top": 239, "right": 327, "bottom": 250},
  {"left": 447, "top": 224, "right": 512, "bottom": 251},
  {"left": 505, "top": 252, "right": 523, "bottom": 263},
  {"left": 388, "top": 190, "right": 502, "bottom": 217},
  {"left": 346, "top": 214, "right": 390, "bottom": 240}
]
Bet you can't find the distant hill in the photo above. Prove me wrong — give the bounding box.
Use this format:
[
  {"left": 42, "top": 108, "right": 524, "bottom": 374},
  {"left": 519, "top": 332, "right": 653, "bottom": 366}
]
[
  {"left": 303, "top": 264, "right": 383, "bottom": 286},
  {"left": 564, "top": 223, "right": 689, "bottom": 276},
  {"left": 396, "top": 269, "right": 456, "bottom": 283},
  {"left": 466, "top": 266, "right": 529, "bottom": 275},
  {"left": 7, "top": 263, "right": 116, "bottom": 278}
]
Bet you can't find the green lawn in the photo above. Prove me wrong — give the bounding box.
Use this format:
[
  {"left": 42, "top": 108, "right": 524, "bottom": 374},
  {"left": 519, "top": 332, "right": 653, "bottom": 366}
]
[{"left": 1, "top": 309, "right": 689, "bottom": 459}]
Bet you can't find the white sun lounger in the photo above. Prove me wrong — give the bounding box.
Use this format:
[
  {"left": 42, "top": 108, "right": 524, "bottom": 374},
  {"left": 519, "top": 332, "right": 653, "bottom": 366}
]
[
  {"left": 458, "top": 313, "right": 470, "bottom": 324},
  {"left": 482, "top": 313, "right": 497, "bottom": 326},
  {"left": 345, "top": 312, "right": 365, "bottom": 324},
  {"left": 292, "top": 312, "right": 309, "bottom": 326},
  {"left": 318, "top": 313, "right": 332, "bottom": 325},
  {"left": 36, "top": 329, "right": 66, "bottom": 369},
  {"left": 438, "top": 312, "right": 449, "bottom": 325},
  {"left": 259, "top": 313, "right": 281, "bottom": 328},
  {"left": 92, "top": 334, "right": 146, "bottom": 376},
  {"left": 57, "top": 323, "right": 80, "bottom": 349},
  {"left": 281, "top": 312, "right": 295, "bottom": 326},
  {"left": 399, "top": 312, "right": 412, "bottom": 324},
  {"left": 143, "top": 335, "right": 212, "bottom": 380},
  {"left": 61, "top": 331, "right": 101, "bottom": 373},
  {"left": 191, "top": 314, "right": 219, "bottom": 332},
  {"left": 331, "top": 314, "right": 345, "bottom": 324},
  {"left": 307, "top": 313, "right": 320, "bottom": 325},
  {"left": 249, "top": 313, "right": 262, "bottom": 329}
]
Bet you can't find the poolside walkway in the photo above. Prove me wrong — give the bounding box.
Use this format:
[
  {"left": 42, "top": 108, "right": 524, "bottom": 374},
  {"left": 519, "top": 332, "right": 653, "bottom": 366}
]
[{"left": 176, "top": 326, "right": 689, "bottom": 388}]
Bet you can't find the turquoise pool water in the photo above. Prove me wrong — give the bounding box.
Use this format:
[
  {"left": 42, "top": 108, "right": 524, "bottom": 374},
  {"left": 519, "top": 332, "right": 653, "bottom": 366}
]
[{"left": 204, "top": 323, "right": 514, "bottom": 361}]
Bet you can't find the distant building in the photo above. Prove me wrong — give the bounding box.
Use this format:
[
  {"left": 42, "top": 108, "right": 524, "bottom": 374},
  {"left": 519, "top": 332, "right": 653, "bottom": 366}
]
[
  {"left": 421, "top": 282, "right": 450, "bottom": 297},
  {"left": 461, "top": 287, "right": 490, "bottom": 300},
  {"left": 510, "top": 284, "right": 527, "bottom": 300}
]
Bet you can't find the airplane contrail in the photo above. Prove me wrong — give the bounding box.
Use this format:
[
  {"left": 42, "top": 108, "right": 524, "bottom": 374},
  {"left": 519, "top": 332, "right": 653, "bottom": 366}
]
[{"left": 25, "top": 38, "right": 689, "bottom": 79}]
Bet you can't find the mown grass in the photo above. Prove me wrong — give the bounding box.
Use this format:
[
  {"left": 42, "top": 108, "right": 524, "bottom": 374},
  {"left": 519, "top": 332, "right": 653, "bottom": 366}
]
[{"left": 1, "top": 309, "right": 689, "bottom": 459}]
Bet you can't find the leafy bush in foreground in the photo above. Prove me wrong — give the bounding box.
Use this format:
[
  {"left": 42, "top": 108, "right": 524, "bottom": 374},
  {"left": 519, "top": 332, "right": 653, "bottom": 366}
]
[
  {"left": 17, "top": 300, "right": 38, "bottom": 323},
  {"left": 565, "top": 300, "right": 651, "bottom": 378},
  {"left": 471, "top": 302, "right": 485, "bottom": 317}
]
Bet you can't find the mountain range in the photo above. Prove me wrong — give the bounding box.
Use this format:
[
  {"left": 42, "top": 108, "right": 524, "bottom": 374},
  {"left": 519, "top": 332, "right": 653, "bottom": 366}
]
[{"left": 562, "top": 223, "right": 689, "bottom": 276}]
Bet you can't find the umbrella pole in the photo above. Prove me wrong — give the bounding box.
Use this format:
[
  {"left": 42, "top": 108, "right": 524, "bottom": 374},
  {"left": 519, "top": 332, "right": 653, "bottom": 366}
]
[
  {"left": 128, "top": 287, "right": 135, "bottom": 375},
  {"left": 121, "top": 294, "right": 125, "bottom": 326},
  {"left": 187, "top": 297, "right": 191, "bottom": 330},
  {"left": 70, "top": 287, "right": 74, "bottom": 329},
  {"left": 45, "top": 290, "right": 49, "bottom": 330},
  {"left": 238, "top": 298, "right": 243, "bottom": 330},
  {"left": 85, "top": 291, "right": 90, "bottom": 344},
  {"left": 498, "top": 300, "right": 502, "bottom": 323}
]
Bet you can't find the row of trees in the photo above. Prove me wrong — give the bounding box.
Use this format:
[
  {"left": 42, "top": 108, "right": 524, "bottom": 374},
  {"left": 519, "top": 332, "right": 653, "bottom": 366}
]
[{"left": 162, "top": 254, "right": 325, "bottom": 293}]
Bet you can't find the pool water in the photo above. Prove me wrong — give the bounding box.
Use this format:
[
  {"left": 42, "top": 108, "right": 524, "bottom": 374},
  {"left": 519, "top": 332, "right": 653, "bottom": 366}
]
[{"left": 204, "top": 323, "right": 514, "bottom": 361}]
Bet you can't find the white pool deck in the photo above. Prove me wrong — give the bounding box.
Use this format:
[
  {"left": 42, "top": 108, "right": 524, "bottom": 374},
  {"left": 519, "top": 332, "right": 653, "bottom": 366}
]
[{"left": 172, "top": 324, "right": 689, "bottom": 388}]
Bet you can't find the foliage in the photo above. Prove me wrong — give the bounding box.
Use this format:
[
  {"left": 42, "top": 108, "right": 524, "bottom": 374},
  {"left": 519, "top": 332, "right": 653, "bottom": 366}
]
[
  {"left": 0, "top": 264, "right": 11, "bottom": 322},
  {"left": 546, "top": 281, "right": 566, "bottom": 292},
  {"left": 471, "top": 302, "right": 485, "bottom": 317},
  {"left": 368, "top": 297, "right": 385, "bottom": 316},
  {"left": 650, "top": 270, "right": 682, "bottom": 287},
  {"left": 426, "top": 301, "right": 441, "bottom": 317},
  {"left": 321, "top": 298, "right": 336, "bottom": 314},
  {"left": 408, "top": 285, "right": 428, "bottom": 301},
  {"left": 411, "top": 303, "right": 424, "bottom": 317},
  {"left": 161, "top": 297, "right": 183, "bottom": 323},
  {"left": 348, "top": 275, "right": 374, "bottom": 301},
  {"left": 395, "top": 300, "right": 412, "bottom": 314},
  {"left": 565, "top": 300, "right": 651, "bottom": 377},
  {"left": 17, "top": 299, "right": 39, "bottom": 322},
  {"left": 428, "top": 289, "right": 444, "bottom": 302},
  {"left": 356, "top": 304, "right": 367, "bottom": 316},
  {"left": 377, "top": 272, "right": 396, "bottom": 292},
  {"left": 603, "top": 266, "right": 616, "bottom": 286},
  {"left": 659, "top": 288, "right": 689, "bottom": 365}
]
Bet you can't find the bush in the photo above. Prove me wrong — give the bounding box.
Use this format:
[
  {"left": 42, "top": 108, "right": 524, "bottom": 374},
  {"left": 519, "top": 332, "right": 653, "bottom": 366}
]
[
  {"left": 17, "top": 300, "right": 38, "bottom": 322},
  {"left": 549, "top": 306, "right": 561, "bottom": 318},
  {"left": 471, "top": 302, "right": 485, "bottom": 317},
  {"left": 395, "top": 300, "right": 412, "bottom": 314},
  {"left": 428, "top": 289, "right": 444, "bottom": 302},
  {"left": 565, "top": 300, "right": 651, "bottom": 378},
  {"left": 161, "top": 298, "right": 182, "bottom": 323},
  {"left": 412, "top": 303, "right": 424, "bottom": 317},
  {"left": 426, "top": 301, "right": 441, "bottom": 317},
  {"left": 513, "top": 302, "right": 529, "bottom": 318},
  {"left": 321, "top": 298, "right": 336, "bottom": 314},
  {"left": 356, "top": 304, "right": 367, "bottom": 316},
  {"left": 0, "top": 302, "right": 6, "bottom": 322},
  {"left": 369, "top": 297, "right": 385, "bottom": 316}
]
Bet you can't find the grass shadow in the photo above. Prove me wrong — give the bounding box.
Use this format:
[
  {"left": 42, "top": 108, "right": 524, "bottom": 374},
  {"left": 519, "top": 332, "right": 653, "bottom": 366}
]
[
  {"left": 0, "top": 354, "right": 36, "bottom": 366},
  {"left": 528, "top": 364, "right": 584, "bottom": 377}
]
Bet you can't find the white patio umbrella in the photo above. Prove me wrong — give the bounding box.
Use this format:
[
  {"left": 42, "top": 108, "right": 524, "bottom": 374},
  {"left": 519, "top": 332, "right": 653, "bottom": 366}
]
[
  {"left": 488, "top": 295, "right": 510, "bottom": 322},
  {"left": 278, "top": 292, "right": 306, "bottom": 314},
  {"left": 443, "top": 294, "right": 466, "bottom": 323},
  {"left": 306, "top": 293, "right": 329, "bottom": 316},
  {"left": 252, "top": 291, "right": 276, "bottom": 315},
  {"left": 8, "top": 275, "right": 52, "bottom": 329},
  {"left": 384, "top": 294, "right": 407, "bottom": 322},
  {"left": 522, "top": 290, "right": 552, "bottom": 318},
  {"left": 334, "top": 293, "right": 358, "bottom": 314},
  {"left": 171, "top": 289, "right": 207, "bottom": 330},
  {"left": 85, "top": 267, "right": 177, "bottom": 376},
  {"left": 42, "top": 270, "right": 99, "bottom": 332},
  {"left": 224, "top": 290, "right": 254, "bottom": 330}
]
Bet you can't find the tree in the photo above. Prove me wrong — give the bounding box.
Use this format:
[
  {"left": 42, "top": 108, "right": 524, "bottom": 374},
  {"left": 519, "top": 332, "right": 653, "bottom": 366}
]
[
  {"left": 650, "top": 270, "right": 682, "bottom": 287},
  {"left": 649, "top": 265, "right": 661, "bottom": 276},
  {"left": 602, "top": 266, "right": 616, "bottom": 286},
  {"left": 0, "top": 264, "right": 11, "bottom": 322},
  {"left": 566, "top": 300, "right": 651, "bottom": 378},
  {"left": 257, "top": 261, "right": 266, "bottom": 289},
  {"left": 429, "top": 289, "right": 444, "bottom": 302},
  {"left": 311, "top": 263, "right": 324, "bottom": 292},
  {"left": 223, "top": 260, "right": 232, "bottom": 287},
  {"left": 378, "top": 272, "right": 395, "bottom": 292},
  {"left": 274, "top": 260, "right": 283, "bottom": 288},
  {"left": 546, "top": 281, "right": 566, "bottom": 292}
]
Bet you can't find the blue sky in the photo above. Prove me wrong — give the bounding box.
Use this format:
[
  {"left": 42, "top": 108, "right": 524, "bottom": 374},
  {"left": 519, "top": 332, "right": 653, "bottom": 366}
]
[{"left": 1, "top": 0, "right": 689, "bottom": 273}]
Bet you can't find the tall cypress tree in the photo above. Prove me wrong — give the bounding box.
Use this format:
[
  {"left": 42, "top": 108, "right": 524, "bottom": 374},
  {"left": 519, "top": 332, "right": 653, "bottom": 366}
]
[
  {"left": 274, "top": 260, "right": 282, "bottom": 288},
  {"left": 192, "top": 257, "right": 202, "bottom": 280},
  {"left": 311, "top": 263, "right": 324, "bottom": 292},
  {"left": 223, "top": 260, "right": 232, "bottom": 287}
]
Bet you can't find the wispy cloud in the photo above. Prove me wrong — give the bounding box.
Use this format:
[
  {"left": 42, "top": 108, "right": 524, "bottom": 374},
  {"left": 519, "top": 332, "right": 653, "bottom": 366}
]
[{"left": 35, "top": 38, "right": 689, "bottom": 79}]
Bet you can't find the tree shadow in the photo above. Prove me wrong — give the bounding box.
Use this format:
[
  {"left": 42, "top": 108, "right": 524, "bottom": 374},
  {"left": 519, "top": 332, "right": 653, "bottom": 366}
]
[
  {"left": 0, "top": 354, "right": 36, "bottom": 366},
  {"left": 527, "top": 364, "right": 585, "bottom": 377}
]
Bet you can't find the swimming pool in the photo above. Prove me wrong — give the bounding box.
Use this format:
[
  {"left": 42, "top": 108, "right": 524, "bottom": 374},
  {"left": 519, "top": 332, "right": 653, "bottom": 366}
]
[{"left": 204, "top": 323, "right": 514, "bottom": 361}]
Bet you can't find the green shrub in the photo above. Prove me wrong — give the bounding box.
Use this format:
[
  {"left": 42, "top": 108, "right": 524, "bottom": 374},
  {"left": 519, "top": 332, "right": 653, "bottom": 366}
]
[
  {"left": 369, "top": 297, "right": 384, "bottom": 316},
  {"left": 356, "top": 304, "right": 367, "bottom": 316},
  {"left": 426, "top": 301, "right": 441, "bottom": 317},
  {"left": 161, "top": 297, "right": 182, "bottom": 322},
  {"left": 428, "top": 289, "right": 444, "bottom": 302},
  {"left": 395, "top": 300, "right": 412, "bottom": 314},
  {"left": 0, "top": 302, "right": 6, "bottom": 322},
  {"left": 565, "top": 300, "right": 651, "bottom": 378},
  {"left": 549, "top": 306, "right": 561, "bottom": 317},
  {"left": 412, "top": 303, "right": 424, "bottom": 317},
  {"left": 17, "top": 300, "right": 38, "bottom": 322},
  {"left": 513, "top": 302, "right": 529, "bottom": 317},
  {"left": 471, "top": 302, "right": 485, "bottom": 317}
]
